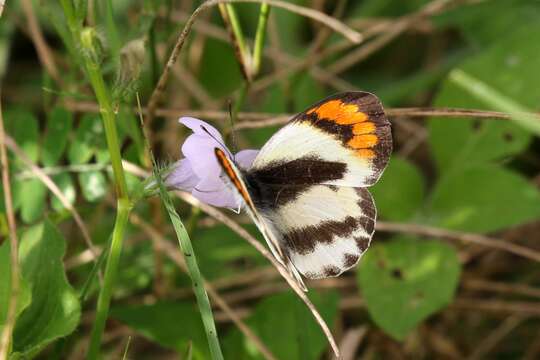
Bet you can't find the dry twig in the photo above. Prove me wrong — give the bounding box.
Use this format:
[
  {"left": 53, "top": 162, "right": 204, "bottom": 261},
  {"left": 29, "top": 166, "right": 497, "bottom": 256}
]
[{"left": 0, "top": 95, "right": 20, "bottom": 360}]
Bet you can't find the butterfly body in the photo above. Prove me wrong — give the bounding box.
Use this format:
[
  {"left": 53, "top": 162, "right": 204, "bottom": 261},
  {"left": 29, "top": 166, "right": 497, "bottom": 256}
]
[{"left": 215, "top": 91, "right": 392, "bottom": 290}]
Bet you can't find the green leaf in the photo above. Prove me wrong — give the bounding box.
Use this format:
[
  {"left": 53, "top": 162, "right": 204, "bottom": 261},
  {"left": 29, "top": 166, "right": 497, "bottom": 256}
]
[
  {"left": 371, "top": 157, "right": 424, "bottom": 221},
  {"left": 68, "top": 114, "right": 106, "bottom": 164},
  {"left": 426, "top": 165, "right": 540, "bottom": 233},
  {"left": 434, "top": 0, "right": 540, "bottom": 46},
  {"left": 79, "top": 170, "right": 108, "bottom": 202},
  {"left": 429, "top": 23, "right": 540, "bottom": 173},
  {"left": 223, "top": 290, "right": 339, "bottom": 360},
  {"left": 358, "top": 237, "right": 460, "bottom": 341},
  {"left": 0, "top": 241, "right": 32, "bottom": 331},
  {"left": 42, "top": 107, "right": 72, "bottom": 166},
  {"left": 19, "top": 179, "right": 47, "bottom": 224},
  {"left": 5, "top": 108, "right": 39, "bottom": 165},
  {"left": 111, "top": 301, "right": 210, "bottom": 359},
  {"left": 12, "top": 220, "right": 81, "bottom": 356},
  {"left": 51, "top": 173, "right": 76, "bottom": 211}
]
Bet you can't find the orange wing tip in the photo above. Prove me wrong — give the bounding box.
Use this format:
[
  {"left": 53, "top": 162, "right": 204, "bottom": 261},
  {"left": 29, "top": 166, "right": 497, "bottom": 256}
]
[
  {"left": 348, "top": 134, "right": 379, "bottom": 149},
  {"left": 352, "top": 121, "right": 376, "bottom": 135},
  {"left": 307, "top": 99, "right": 368, "bottom": 125}
]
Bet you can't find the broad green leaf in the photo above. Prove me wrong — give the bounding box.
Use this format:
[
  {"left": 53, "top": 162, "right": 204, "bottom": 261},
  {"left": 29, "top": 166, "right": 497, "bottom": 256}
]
[
  {"left": 0, "top": 241, "right": 32, "bottom": 331},
  {"left": 358, "top": 237, "right": 460, "bottom": 341},
  {"left": 223, "top": 290, "right": 339, "bottom": 360},
  {"left": 68, "top": 114, "right": 106, "bottom": 164},
  {"left": 79, "top": 170, "right": 108, "bottom": 202},
  {"left": 429, "top": 23, "right": 540, "bottom": 173},
  {"left": 19, "top": 179, "right": 47, "bottom": 224},
  {"left": 12, "top": 220, "right": 81, "bottom": 355},
  {"left": 51, "top": 173, "right": 76, "bottom": 211},
  {"left": 426, "top": 165, "right": 540, "bottom": 233},
  {"left": 5, "top": 108, "right": 39, "bottom": 165},
  {"left": 111, "top": 301, "right": 210, "bottom": 359},
  {"left": 42, "top": 107, "right": 72, "bottom": 166},
  {"left": 434, "top": 0, "right": 540, "bottom": 46},
  {"left": 371, "top": 157, "right": 424, "bottom": 221}
]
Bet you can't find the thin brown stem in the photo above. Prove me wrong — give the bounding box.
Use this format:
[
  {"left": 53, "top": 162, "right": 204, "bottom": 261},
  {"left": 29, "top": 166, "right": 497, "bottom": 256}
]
[
  {"left": 376, "top": 221, "right": 540, "bottom": 263},
  {"left": 0, "top": 94, "right": 20, "bottom": 360},
  {"left": 20, "top": 0, "right": 63, "bottom": 85}
]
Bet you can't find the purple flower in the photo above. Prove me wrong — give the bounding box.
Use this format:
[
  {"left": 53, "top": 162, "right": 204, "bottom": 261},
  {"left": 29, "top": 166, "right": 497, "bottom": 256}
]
[{"left": 164, "top": 117, "right": 259, "bottom": 210}]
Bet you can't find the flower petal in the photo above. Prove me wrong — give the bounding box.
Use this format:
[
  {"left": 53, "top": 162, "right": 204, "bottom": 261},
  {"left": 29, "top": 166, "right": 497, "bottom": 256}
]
[
  {"left": 235, "top": 149, "right": 259, "bottom": 170},
  {"left": 179, "top": 117, "right": 224, "bottom": 142},
  {"left": 192, "top": 176, "right": 239, "bottom": 209},
  {"left": 165, "top": 158, "right": 200, "bottom": 191}
]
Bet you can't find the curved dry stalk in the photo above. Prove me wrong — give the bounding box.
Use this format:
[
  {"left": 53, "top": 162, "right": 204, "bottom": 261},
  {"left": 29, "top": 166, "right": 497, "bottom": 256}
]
[
  {"left": 130, "top": 213, "right": 278, "bottom": 360},
  {"left": 0, "top": 94, "right": 20, "bottom": 360},
  {"left": 146, "top": 0, "right": 362, "bottom": 124},
  {"left": 4, "top": 135, "right": 100, "bottom": 265},
  {"left": 20, "top": 0, "right": 62, "bottom": 85},
  {"left": 376, "top": 221, "right": 540, "bottom": 263},
  {"left": 65, "top": 99, "right": 531, "bottom": 125}
]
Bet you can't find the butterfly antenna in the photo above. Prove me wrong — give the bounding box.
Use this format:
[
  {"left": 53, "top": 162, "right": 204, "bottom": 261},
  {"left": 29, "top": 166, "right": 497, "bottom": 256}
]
[
  {"left": 228, "top": 100, "right": 239, "bottom": 161},
  {"left": 199, "top": 124, "right": 235, "bottom": 160}
]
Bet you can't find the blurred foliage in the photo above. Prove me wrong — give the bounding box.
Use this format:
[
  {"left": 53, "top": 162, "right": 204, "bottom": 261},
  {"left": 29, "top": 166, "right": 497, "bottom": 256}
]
[{"left": 0, "top": 0, "right": 539, "bottom": 359}]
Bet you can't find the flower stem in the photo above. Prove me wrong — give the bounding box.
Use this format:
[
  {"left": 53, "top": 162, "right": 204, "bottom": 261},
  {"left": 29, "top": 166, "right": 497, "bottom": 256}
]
[
  {"left": 156, "top": 181, "right": 224, "bottom": 360},
  {"left": 252, "top": 3, "right": 270, "bottom": 77},
  {"left": 58, "top": 1, "right": 132, "bottom": 358}
]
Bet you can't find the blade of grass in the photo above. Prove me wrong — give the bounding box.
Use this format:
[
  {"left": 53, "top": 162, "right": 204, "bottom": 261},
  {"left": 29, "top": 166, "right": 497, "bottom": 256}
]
[
  {"left": 251, "top": 3, "right": 270, "bottom": 77},
  {"left": 154, "top": 174, "right": 224, "bottom": 360}
]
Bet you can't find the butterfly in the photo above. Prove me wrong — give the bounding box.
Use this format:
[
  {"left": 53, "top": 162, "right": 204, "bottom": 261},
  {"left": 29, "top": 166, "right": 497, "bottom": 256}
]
[{"left": 214, "top": 91, "right": 392, "bottom": 290}]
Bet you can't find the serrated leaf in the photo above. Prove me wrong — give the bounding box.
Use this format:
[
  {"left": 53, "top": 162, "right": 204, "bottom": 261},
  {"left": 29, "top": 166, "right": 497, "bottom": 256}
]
[
  {"left": 371, "top": 157, "right": 424, "bottom": 221},
  {"left": 79, "top": 170, "right": 108, "bottom": 202},
  {"left": 0, "top": 241, "right": 32, "bottom": 332},
  {"left": 111, "top": 301, "right": 210, "bottom": 360},
  {"left": 426, "top": 165, "right": 540, "bottom": 233},
  {"left": 12, "top": 220, "right": 81, "bottom": 355},
  {"left": 43, "top": 107, "right": 72, "bottom": 166},
  {"left": 223, "top": 290, "right": 339, "bottom": 360},
  {"left": 358, "top": 237, "right": 460, "bottom": 341},
  {"left": 68, "top": 114, "right": 106, "bottom": 164},
  {"left": 5, "top": 108, "right": 39, "bottom": 165},
  {"left": 51, "top": 173, "right": 76, "bottom": 211},
  {"left": 19, "top": 179, "right": 47, "bottom": 224},
  {"left": 429, "top": 23, "right": 540, "bottom": 173}
]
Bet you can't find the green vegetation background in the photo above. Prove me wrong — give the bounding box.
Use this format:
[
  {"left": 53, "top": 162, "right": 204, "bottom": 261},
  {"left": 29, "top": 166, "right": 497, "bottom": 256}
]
[{"left": 1, "top": 0, "right": 540, "bottom": 359}]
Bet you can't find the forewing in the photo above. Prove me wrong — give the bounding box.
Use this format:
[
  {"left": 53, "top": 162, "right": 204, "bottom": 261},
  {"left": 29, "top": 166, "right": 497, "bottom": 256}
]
[
  {"left": 262, "top": 185, "right": 376, "bottom": 279},
  {"left": 251, "top": 92, "right": 392, "bottom": 187}
]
